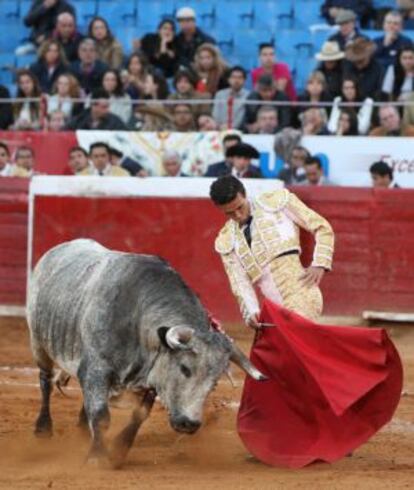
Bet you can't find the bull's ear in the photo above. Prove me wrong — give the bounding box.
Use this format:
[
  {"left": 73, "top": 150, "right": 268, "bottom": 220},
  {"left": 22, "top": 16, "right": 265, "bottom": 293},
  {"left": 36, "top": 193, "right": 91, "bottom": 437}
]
[{"left": 157, "top": 326, "right": 194, "bottom": 350}]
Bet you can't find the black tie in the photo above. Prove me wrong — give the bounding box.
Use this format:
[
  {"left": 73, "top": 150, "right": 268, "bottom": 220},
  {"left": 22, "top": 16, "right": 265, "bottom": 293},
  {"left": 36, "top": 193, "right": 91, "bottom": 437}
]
[{"left": 243, "top": 216, "right": 253, "bottom": 247}]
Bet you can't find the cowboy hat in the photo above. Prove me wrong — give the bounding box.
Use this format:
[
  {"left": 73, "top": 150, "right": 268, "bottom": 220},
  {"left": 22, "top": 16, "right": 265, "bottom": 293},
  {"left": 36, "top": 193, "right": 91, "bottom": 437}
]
[
  {"left": 315, "top": 41, "right": 345, "bottom": 61},
  {"left": 345, "top": 38, "right": 376, "bottom": 62}
]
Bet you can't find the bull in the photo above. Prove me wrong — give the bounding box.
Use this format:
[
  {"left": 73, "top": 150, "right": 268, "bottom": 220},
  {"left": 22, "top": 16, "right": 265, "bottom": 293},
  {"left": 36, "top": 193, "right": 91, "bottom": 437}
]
[{"left": 27, "top": 239, "right": 266, "bottom": 467}]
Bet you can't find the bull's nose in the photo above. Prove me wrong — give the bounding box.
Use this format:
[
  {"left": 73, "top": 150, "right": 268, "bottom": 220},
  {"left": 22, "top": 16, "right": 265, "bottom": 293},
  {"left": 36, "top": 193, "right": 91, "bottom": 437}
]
[{"left": 172, "top": 416, "right": 201, "bottom": 434}]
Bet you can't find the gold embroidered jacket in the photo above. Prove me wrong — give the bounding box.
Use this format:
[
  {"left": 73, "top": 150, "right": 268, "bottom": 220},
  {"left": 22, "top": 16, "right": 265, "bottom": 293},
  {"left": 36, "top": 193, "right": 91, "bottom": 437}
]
[{"left": 215, "top": 189, "right": 334, "bottom": 321}]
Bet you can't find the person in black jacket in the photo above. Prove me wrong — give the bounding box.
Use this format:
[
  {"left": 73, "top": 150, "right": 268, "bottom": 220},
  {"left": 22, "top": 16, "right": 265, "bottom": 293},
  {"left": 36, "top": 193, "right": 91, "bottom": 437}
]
[
  {"left": 109, "top": 147, "right": 148, "bottom": 177},
  {"left": 69, "top": 38, "right": 108, "bottom": 94},
  {"left": 140, "top": 19, "right": 179, "bottom": 79},
  {"left": 204, "top": 133, "right": 242, "bottom": 177},
  {"left": 29, "top": 39, "right": 68, "bottom": 93},
  {"left": 52, "top": 12, "right": 84, "bottom": 63},
  {"left": 343, "top": 37, "right": 384, "bottom": 100},
  {"left": 24, "top": 0, "right": 75, "bottom": 47},
  {"left": 315, "top": 41, "right": 345, "bottom": 98},
  {"left": 175, "top": 7, "right": 216, "bottom": 67},
  {"left": 226, "top": 143, "right": 263, "bottom": 178},
  {"left": 243, "top": 74, "right": 291, "bottom": 132},
  {"left": 0, "top": 85, "right": 14, "bottom": 129},
  {"left": 66, "top": 89, "right": 126, "bottom": 130}
]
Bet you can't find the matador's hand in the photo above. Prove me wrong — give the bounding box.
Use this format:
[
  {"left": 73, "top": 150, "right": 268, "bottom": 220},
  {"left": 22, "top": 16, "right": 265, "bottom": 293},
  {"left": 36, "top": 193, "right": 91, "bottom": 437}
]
[
  {"left": 246, "top": 313, "right": 261, "bottom": 330},
  {"left": 300, "top": 266, "right": 325, "bottom": 288}
]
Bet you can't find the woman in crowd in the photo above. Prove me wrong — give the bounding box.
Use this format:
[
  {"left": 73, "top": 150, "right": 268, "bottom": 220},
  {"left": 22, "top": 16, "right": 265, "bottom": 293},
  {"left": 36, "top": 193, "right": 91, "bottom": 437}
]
[
  {"left": 140, "top": 19, "right": 178, "bottom": 79},
  {"left": 193, "top": 43, "right": 229, "bottom": 96},
  {"left": 123, "top": 52, "right": 148, "bottom": 100},
  {"left": 382, "top": 47, "right": 414, "bottom": 101},
  {"left": 329, "top": 108, "right": 359, "bottom": 136},
  {"left": 327, "top": 77, "right": 373, "bottom": 135},
  {"left": 102, "top": 69, "right": 133, "bottom": 124},
  {"left": 88, "top": 16, "right": 124, "bottom": 70},
  {"left": 168, "top": 68, "right": 211, "bottom": 119},
  {"left": 11, "top": 70, "right": 42, "bottom": 130},
  {"left": 297, "top": 71, "right": 332, "bottom": 114},
  {"left": 315, "top": 41, "right": 345, "bottom": 98},
  {"left": 142, "top": 68, "right": 170, "bottom": 100},
  {"left": 29, "top": 39, "right": 68, "bottom": 93},
  {"left": 47, "top": 73, "right": 83, "bottom": 119}
]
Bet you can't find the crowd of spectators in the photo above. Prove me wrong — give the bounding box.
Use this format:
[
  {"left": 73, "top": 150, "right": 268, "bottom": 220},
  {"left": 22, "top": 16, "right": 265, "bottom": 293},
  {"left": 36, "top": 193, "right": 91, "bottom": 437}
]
[
  {"left": 1, "top": 2, "right": 414, "bottom": 136},
  {"left": 0, "top": 1, "right": 411, "bottom": 186}
]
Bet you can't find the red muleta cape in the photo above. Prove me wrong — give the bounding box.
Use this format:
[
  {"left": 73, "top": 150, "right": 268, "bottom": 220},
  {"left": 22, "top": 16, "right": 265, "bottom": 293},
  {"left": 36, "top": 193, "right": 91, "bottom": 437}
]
[{"left": 237, "top": 300, "right": 403, "bottom": 468}]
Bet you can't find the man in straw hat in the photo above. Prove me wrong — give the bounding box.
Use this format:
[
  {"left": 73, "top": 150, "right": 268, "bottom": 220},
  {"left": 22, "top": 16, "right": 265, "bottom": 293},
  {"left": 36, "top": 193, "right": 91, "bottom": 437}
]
[
  {"left": 315, "top": 41, "right": 345, "bottom": 97},
  {"left": 343, "top": 37, "right": 384, "bottom": 99},
  {"left": 328, "top": 9, "right": 365, "bottom": 49}
]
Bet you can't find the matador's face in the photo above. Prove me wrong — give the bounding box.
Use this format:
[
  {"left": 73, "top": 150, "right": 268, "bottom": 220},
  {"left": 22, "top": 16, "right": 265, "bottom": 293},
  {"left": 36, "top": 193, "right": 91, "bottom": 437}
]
[{"left": 218, "top": 192, "right": 251, "bottom": 226}]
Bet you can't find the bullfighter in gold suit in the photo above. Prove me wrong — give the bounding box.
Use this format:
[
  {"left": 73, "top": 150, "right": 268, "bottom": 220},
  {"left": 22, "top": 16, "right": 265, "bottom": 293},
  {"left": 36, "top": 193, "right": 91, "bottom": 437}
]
[{"left": 210, "top": 176, "right": 334, "bottom": 327}]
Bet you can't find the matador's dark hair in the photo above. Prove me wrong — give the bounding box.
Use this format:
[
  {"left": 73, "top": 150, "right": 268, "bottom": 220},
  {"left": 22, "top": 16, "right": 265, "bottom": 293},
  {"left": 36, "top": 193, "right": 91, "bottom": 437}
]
[{"left": 209, "top": 175, "right": 246, "bottom": 205}]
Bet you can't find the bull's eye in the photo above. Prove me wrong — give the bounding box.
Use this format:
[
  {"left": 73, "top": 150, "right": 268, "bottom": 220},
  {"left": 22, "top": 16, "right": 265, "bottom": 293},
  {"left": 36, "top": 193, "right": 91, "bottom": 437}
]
[{"left": 180, "top": 364, "right": 192, "bottom": 378}]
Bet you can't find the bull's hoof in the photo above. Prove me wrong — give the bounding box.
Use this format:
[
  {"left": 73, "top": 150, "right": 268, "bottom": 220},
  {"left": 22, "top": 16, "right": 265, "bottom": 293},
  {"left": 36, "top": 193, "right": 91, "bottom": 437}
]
[
  {"left": 85, "top": 447, "right": 110, "bottom": 469},
  {"left": 34, "top": 417, "right": 53, "bottom": 438},
  {"left": 109, "top": 445, "right": 128, "bottom": 470}
]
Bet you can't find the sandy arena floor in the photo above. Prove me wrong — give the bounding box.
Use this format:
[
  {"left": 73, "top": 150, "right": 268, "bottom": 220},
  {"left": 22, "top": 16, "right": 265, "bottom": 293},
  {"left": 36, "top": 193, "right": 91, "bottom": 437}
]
[{"left": 0, "top": 317, "right": 413, "bottom": 490}]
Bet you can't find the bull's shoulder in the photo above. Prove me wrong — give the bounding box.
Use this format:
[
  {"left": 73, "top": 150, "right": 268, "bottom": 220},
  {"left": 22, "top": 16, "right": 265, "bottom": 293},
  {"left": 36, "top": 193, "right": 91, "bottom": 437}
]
[
  {"left": 255, "top": 189, "right": 290, "bottom": 213},
  {"left": 214, "top": 221, "right": 235, "bottom": 255}
]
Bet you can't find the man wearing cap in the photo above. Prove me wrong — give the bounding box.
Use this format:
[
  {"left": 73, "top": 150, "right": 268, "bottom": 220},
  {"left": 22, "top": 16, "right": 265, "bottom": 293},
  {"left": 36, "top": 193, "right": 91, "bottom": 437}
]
[
  {"left": 321, "top": 1, "right": 372, "bottom": 27},
  {"left": 226, "top": 143, "right": 263, "bottom": 179},
  {"left": 343, "top": 37, "right": 384, "bottom": 99},
  {"left": 175, "top": 7, "right": 216, "bottom": 67},
  {"left": 243, "top": 74, "right": 291, "bottom": 133},
  {"left": 328, "top": 9, "right": 366, "bottom": 50},
  {"left": 210, "top": 175, "right": 334, "bottom": 325},
  {"left": 315, "top": 41, "right": 345, "bottom": 98},
  {"left": 374, "top": 10, "right": 413, "bottom": 68}
]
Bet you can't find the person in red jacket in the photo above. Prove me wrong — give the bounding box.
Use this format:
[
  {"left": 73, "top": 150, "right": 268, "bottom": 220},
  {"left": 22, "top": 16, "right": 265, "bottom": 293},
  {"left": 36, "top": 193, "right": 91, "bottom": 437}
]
[{"left": 251, "top": 43, "right": 297, "bottom": 101}]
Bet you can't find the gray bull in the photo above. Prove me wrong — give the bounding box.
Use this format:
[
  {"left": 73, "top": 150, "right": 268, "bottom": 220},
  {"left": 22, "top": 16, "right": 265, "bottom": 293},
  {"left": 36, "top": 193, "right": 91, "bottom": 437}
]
[{"left": 27, "top": 239, "right": 266, "bottom": 467}]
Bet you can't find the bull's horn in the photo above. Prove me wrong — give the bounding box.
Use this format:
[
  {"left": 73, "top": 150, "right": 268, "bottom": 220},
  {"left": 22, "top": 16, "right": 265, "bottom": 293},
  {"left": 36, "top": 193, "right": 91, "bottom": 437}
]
[
  {"left": 165, "top": 326, "right": 194, "bottom": 350},
  {"left": 230, "top": 343, "right": 268, "bottom": 381}
]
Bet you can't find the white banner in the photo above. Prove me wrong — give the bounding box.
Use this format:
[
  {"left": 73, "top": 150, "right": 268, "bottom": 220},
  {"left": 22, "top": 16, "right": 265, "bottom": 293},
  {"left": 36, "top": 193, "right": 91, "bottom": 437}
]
[
  {"left": 76, "top": 131, "right": 413, "bottom": 187},
  {"left": 302, "top": 136, "right": 414, "bottom": 187}
]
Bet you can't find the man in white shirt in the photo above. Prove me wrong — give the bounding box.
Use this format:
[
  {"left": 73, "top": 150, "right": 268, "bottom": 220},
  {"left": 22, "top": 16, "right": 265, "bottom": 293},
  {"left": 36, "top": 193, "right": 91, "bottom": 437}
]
[{"left": 212, "top": 66, "right": 249, "bottom": 130}]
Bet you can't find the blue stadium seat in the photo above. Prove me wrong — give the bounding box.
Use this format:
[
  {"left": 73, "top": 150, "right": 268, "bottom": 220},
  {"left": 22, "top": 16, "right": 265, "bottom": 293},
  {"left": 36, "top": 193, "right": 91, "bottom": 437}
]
[
  {"left": 276, "top": 29, "right": 314, "bottom": 59},
  {"left": 0, "top": 53, "right": 15, "bottom": 86},
  {"left": 294, "top": 0, "right": 324, "bottom": 29},
  {"left": 293, "top": 56, "right": 317, "bottom": 91},
  {"left": 0, "top": 23, "right": 27, "bottom": 52},
  {"left": 71, "top": 0, "right": 98, "bottom": 27},
  {"left": 99, "top": 0, "right": 139, "bottom": 26},
  {"left": 255, "top": 1, "right": 295, "bottom": 30},
  {"left": 15, "top": 53, "right": 36, "bottom": 69},
  {"left": 0, "top": 1, "right": 21, "bottom": 19},
  {"left": 117, "top": 27, "right": 140, "bottom": 54},
  {"left": 138, "top": 0, "right": 174, "bottom": 28}
]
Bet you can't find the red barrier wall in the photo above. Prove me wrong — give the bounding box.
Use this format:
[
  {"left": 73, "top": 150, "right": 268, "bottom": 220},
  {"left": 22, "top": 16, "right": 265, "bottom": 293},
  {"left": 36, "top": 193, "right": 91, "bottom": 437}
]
[
  {"left": 0, "top": 132, "right": 77, "bottom": 174},
  {"left": 28, "top": 186, "right": 414, "bottom": 320},
  {"left": 0, "top": 179, "right": 29, "bottom": 305}
]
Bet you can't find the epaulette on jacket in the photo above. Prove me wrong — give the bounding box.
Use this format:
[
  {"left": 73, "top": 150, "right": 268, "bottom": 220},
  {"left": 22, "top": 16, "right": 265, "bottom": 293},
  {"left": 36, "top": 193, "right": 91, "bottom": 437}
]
[
  {"left": 255, "top": 189, "right": 290, "bottom": 212},
  {"left": 214, "top": 221, "right": 235, "bottom": 254}
]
